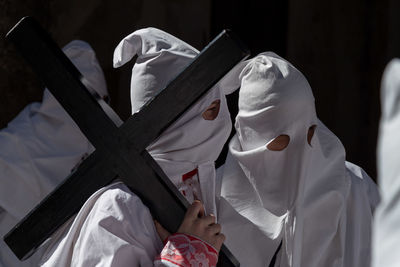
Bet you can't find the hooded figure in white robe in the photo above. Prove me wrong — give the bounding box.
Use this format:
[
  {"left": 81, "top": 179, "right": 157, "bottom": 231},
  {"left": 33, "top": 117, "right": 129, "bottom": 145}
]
[
  {"left": 218, "top": 52, "right": 379, "bottom": 267},
  {"left": 0, "top": 40, "right": 109, "bottom": 267},
  {"left": 39, "top": 27, "right": 234, "bottom": 267},
  {"left": 372, "top": 58, "right": 400, "bottom": 267}
]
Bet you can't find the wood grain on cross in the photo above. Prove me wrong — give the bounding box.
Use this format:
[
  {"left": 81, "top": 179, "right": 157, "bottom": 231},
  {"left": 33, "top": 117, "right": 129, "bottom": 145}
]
[{"left": 3, "top": 17, "right": 249, "bottom": 266}]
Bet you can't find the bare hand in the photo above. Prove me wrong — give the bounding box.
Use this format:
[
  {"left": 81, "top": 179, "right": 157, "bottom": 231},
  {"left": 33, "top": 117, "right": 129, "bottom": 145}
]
[
  {"left": 178, "top": 200, "right": 225, "bottom": 251},
  {"left": 154, "top": 201, "right": 225, "bottom": 252}
]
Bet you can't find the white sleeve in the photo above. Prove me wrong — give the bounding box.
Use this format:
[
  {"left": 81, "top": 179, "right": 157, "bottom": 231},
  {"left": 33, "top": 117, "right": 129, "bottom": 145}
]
[
  {"left": 40, "top": 183, "right": 163, "bottom": 267},
  {"left": 40, "top": 182, "right": 219, "bottom": 267}
]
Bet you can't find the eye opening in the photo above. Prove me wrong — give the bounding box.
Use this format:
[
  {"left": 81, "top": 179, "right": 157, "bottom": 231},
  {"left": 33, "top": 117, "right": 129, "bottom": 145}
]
[
  {"left": 307, "top": 125, "right": 317, "bottom": 146},
  {"left": 202, "top": 99, "right": 221, "bottom": 120},
  {"left": 266, "top": 134, "right": 290, "bottom": 151}
]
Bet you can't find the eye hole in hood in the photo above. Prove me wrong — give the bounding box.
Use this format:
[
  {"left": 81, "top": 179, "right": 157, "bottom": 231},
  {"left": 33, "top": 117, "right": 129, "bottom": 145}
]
[
  {"left": 202, "top": 99, "right": 221, "bottom": 121},
  {"left": 307, "top": 125, "right": 317, "bottom": 146},
  {"left": 266, "top": 134, "right": 290, "bottom": 151}
]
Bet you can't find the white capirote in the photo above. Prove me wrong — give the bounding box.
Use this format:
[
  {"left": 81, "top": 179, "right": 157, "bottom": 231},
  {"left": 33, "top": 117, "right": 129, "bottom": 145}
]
[
  {"left": 218, "top": 52, "right": 379, "bottom": 267},
  {"left": 372, "top": 58, "right": 400, "bottom": 267},
  {"left": 0, "top": 40, "right": 109, "bottom": 267},
  {"left": 40, "top": 28, "right": 233, "bottom": 267}
]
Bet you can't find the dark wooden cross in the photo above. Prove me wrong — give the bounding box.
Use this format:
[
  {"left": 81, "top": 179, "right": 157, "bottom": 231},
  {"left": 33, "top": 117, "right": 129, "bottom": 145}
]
[{"left": 3, "top": 17, "right": 249, "bottom": 266}]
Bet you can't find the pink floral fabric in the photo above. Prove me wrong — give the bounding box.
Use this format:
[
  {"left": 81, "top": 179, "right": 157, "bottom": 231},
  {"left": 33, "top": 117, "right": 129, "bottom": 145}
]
[{"left": 155, "top": 233, "right": 218, "bottom": 267}]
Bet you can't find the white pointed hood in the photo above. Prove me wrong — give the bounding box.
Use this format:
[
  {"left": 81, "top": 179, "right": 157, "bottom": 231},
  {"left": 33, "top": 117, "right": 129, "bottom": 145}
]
[
  {"left": 234, "top": 52, "right": 318, "bottom": 215},
  {"left": 219, "top": 52, "right": 351, "bottom": 267},
  {"left": 113, "top": 28, "right": 232, "bottom": 215}
]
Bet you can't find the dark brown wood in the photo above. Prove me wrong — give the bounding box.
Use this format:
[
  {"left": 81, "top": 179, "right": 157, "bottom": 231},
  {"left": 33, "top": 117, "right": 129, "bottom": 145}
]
[{"left": 4, "top": 17, "right": 248, "bottom": 266}]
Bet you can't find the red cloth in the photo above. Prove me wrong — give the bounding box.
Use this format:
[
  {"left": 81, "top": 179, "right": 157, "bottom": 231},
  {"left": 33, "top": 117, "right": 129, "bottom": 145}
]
[{"left": 155, "top": 233, "right": 218, "bottom": 267}]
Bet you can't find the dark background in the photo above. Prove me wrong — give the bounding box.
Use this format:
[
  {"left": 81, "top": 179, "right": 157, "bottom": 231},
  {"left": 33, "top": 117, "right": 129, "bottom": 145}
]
[{"left": 1, "top": 0, "right": 400, "bottom": 180}]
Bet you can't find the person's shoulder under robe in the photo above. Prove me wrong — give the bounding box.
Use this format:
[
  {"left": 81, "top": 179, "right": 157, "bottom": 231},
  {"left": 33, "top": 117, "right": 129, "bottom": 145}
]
[
  {"left": 39, "top": 182, "right": 162, "bottom": 267},
  {"left": 39, "top": 182, "right": 219, "bottom": 267}
]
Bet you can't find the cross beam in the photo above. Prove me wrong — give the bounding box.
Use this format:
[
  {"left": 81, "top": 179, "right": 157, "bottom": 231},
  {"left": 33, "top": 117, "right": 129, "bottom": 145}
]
[{"left": 3, "top": 17, "right": 249, "bottom": 267}]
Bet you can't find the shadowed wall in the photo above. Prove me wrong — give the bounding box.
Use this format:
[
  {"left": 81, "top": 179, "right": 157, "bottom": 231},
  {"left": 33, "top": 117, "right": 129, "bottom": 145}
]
[
  {"left": 286, "top": 0, "right": 400, "bottom": 178},
  {"left": 0, "top": 0, "right": 211, "bottom": 126}
]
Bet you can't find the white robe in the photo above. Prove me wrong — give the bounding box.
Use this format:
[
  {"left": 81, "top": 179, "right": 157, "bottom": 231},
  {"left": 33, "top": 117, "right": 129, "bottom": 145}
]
[
  {"left": 0, "top": 40, "right": 108, "bottom": 267},
  {"left": 372, "top": 58, "right": 400, "bottom": 267},
  {"left": 40, "top": 181, "right": 221, "bottom": 267},
  {"left": 40, "top": 182, "right": 162, "bottom": 267},
  {"left": 218, "top": 52, "right": 379, "bottom": 267}
]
